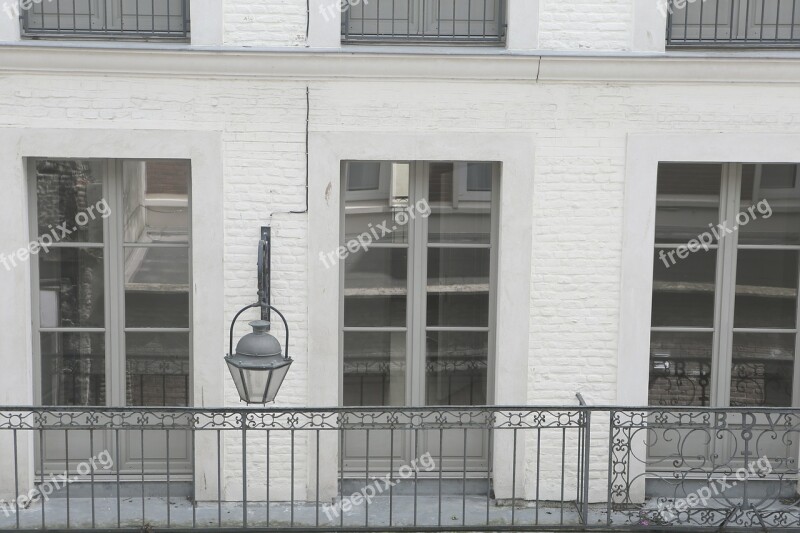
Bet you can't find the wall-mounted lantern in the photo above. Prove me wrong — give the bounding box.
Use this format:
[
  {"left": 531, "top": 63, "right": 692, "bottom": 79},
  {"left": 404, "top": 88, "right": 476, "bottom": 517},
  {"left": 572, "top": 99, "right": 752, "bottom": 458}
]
[{"left": 225, "top": 228, "right": 293, "bottom": 404}]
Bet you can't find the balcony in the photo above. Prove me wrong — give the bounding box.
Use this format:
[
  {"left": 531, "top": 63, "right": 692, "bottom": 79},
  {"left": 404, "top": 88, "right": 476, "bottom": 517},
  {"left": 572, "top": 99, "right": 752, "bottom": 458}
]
[
  {"left": 1, "top": 401, "right": 799, "bottom": 530},
  {"left": 21, "top": 0, "right": 189, "bottom": 41},
  {"left": 667, "top": 0, "right": 800, "bottom": 47},
  {"left": 342, "top": 0, "right": 506, "bottom": 45}
]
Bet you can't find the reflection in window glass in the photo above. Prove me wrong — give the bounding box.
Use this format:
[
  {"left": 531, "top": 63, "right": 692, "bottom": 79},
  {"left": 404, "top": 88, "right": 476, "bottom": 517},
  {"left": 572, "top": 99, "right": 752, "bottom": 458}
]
[
  {"left": 124, "top": 160, "right": 190, "bottom": 244},
  {"left": 649, "top": 332, "right": 713, "bottom": 407},
  {"left": 731, "top": 333, "right": 795, "bottom": 407},
  {"left": 39, "top": 249, "right": 105, "bottom": 329},
  {"left": 343, "top": 332, "right": 406, "bottom": 407},
  {"left": 739, "top": 164, "right": 800, "bottom": 245},
  {"left": 41, "top": 332, "right": 105, "bottom": 406},
  {"left": 126, "top": 333, "right": 190, "bottom": 407},
  {"left": 36, "top": 159, "right": 105, "bottom": 244},
  {"left": 651, "top": 249, "right": 717, "bottom": 328},
  {"left": 426, "top": 331, "right": 488, "bottom": 405},
  {"left": 655, "top": 163, "right": 721, "bottom": 244},
  {"left": 734, "top": 250, "right": 798, "bottom": 329}
]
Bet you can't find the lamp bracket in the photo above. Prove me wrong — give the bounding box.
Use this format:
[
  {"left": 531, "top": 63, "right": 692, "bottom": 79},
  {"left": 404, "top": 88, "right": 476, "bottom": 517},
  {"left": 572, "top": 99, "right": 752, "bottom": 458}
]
[{"left": 258, "top": 226, "right": 271, "bottom": 322}]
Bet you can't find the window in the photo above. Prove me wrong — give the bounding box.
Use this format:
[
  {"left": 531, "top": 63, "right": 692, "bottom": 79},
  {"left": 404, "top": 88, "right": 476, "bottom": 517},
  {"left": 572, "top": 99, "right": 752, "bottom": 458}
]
[
  {"left": 22, "top": 0, "right": 190, "bottom": 40},
  {"left": 342, "top": 0, "right": 506, "bottom": 44},
  {"left": 341, "top": 160, "right": 497, "bottom": 470},
  {"left": 30, "top": 158, "right": 192, "bottom": 474},
  {"left": 649, "top": 163, "right": 800, "bottom": 408},
  {"left": 668, "top": 0, "right": 800, "bottom": 46},
  {"left": 31, "top": 158, "right": 192, "bottom": 408}
]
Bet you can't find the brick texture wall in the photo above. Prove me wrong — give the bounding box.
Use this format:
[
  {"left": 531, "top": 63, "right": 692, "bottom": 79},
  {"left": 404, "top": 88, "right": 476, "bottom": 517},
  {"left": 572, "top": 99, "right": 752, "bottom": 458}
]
[
  {"left": 224, "top": 0, "right": 308, "bottom": 46},
  {"left": 538, "top": 0, "right": 634, "bottom": 50},
  {"left": 4, "top": 63, "right": 800, "bottom": 501}
]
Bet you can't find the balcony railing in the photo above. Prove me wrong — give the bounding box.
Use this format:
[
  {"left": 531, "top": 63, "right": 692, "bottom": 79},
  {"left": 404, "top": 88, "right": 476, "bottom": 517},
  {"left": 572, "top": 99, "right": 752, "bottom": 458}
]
[
  {"left": 667, "top": 0, "right": 800, "bottom": 47},
  {"left": 22, "top": 0, "right": 190, "bottom": 41},
  {"left": 342, "top": 0, "right": 506, "bottom": 45},
  {"left": 1, "top": 401, "right": 800, "bottom": 530}
]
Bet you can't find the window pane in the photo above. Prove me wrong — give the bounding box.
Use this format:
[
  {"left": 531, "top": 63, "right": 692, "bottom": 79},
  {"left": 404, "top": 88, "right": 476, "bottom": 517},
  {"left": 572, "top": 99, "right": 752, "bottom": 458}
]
[
  {"left": 344, "top": 248, "right": 408, "bottom": 329},
  {"left": 343, "top": 332, "right": 406, "bottom": 407},
  {"left": 347, "top": 162, "right": 382, "bottom": 191},
  {"left": 731, "top": 333, "right": 795, "bottom": 407},
  {"left": 39, "top": 248, "right": 104, "bottom": 329},
  {"left": 426, "top": 331, "right": 487, "bottom": 406},
  {"left": 649, "top": 332, "right": 713, "bottom": 407},
  {"left": 36, "top": 159, "right": 105, "bottom": 244},
  {"left": 41, "top": 332, "right": 105, "bottom": 406},
  {"left": 124, "top": 247, "right": 190, "bottom": 328},
  {"left": 428, "top": 162, "right": 493, "bottom": 244},
  {"left": 126, "top": 333, "right": 190, "bottom": 407},
  {"left": 655, "top": 163, "right": 722, "bottom": 244},
  {"left": 734, "top": 250, "right": 798, "bottom": 329},
  {"left": 739, "top": 164, "right": 800, "bottom": 245},
  {"left": 651, "top": 249, "right": 717, "bottom": 328},
  {"left": 123, "top": 160, "right": 190, "bottom": 244},
  {"left": 344, "top": 162, "right": 411, "bottom": 244},
  {"left": 344, "top": 295, "right": 406, "bottom": 328},
  {"left": 427, "top": 248, "right": 490, "bottom": 327}
]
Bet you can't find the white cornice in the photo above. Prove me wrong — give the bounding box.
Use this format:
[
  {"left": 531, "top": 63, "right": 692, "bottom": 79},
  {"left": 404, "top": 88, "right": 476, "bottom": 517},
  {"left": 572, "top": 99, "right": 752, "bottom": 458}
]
[{"left": 1, "top": 43, "right": 800, "bottom": 84}]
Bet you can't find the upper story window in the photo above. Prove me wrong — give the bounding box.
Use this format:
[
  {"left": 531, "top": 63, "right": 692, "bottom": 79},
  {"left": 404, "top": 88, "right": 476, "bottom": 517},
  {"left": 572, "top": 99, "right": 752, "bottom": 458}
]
[
  {"left": 342, "top": 0, "right": 506, "bottom": 45},
  {"left": 22, "top": 0, "right": 189, "bottom": 41},
  {"left": 667, "top": 0, "right": 800, "bottom": 47}
]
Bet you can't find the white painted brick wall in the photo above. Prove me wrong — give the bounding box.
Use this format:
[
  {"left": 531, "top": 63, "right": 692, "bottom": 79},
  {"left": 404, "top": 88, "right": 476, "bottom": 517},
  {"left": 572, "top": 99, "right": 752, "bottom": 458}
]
[
  {"left": 4, "top": 71, "right": 800, "bottom": 500},
  {"left": 219, "top": 0, "right": 640, "bottom": 51},
  {"left": 224, "top": 0, "right": 308, "bottom": 46},
  {"left": 538, "top": 0, "right": 634, "bottom": 50}
]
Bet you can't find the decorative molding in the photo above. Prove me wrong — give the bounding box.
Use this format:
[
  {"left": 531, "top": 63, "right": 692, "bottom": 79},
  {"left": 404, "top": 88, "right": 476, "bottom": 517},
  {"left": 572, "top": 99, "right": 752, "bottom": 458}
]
[{"left": 1, "top": 43, "right": 800, "bottom": 83}]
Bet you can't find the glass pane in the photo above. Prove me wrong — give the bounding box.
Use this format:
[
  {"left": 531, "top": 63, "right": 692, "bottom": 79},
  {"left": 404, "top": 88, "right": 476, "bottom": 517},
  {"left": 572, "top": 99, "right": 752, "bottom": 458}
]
[
  {"left": 344, "top": 249, "right": 408, "bottom": 327},
  {"left": 649, "top": 332, "right": 713, "bottom": 407},
  {"left": 734, "top": 250, "right": 798, "bottom": 329},
  {"left": 344, "top": 162, "right": 411, "bottom": 244},
  {"left": 426, "top": 331, "right": 487, "bottom": 406},
  {"left": 429, "top": 162, "right": 493, "bottom": 244},
  {"left": 344, "top": 295, "right": 406, "bottom": 328},
  {"left": 343, "top": 332, "right": 406, "bottom": 407},
  {"left": 739, "top": 164, "right": 800, "bottom": 245},
  {"left": 427, "top": 248, "right": 490, "bottom": 327},
  {"left": 35, "top": 159, "right": 105, "bottom": 244},
  {"left": 731, "top": 333, "right": 795, "bottom": 407},
  {"left": 655, "top": 163, "right": 722, "bottom": 244},
  {"left": 39, "top": 248, "right": 104, "bottom": 329},
  {"left": 126, "top": 333, "right": 190, "bottom": 407},
  {"left": 651, "top": 249, "right": 717, "bottom": 328},
  {"left": 40, "top": 332, "right": 105, "bottom": 406},
  {"left": 124, "top": 247, "right": 190, "bottom": 328},
  {"left": 123, "top": 160, "right": 190, "bottom": 244}
]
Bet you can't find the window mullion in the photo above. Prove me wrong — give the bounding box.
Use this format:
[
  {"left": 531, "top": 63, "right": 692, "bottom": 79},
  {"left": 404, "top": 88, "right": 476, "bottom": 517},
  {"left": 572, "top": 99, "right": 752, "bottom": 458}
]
[
  {"left": 713, "top": 162, "right": 743, "bottom": 408},
  {"left": 409, "top": 161, "right": 429, "bottom": 407},
  {"left": 107, "top": 159, "right": 125, "bottom": 409}
]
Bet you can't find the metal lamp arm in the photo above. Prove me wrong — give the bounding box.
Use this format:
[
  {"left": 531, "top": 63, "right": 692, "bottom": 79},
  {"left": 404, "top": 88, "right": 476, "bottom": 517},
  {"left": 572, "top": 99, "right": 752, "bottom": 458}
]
[{"left": 228, "top": 302, "right": 291, "bottom": 360}]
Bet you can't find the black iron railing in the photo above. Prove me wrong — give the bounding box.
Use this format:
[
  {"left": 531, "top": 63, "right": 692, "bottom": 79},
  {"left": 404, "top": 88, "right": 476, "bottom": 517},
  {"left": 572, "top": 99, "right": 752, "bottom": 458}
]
[
  {"left": 21, "top": 0, "right": 190, "bottom": 40},
  {"left": 341, "top": 0, "right": 506, "bottom": 44},
  {"left": 667, "top": 0, "right": 800, "bottom": 47},
  {"left": 0, "top": 401, "right": 799, "bottom": 530}
]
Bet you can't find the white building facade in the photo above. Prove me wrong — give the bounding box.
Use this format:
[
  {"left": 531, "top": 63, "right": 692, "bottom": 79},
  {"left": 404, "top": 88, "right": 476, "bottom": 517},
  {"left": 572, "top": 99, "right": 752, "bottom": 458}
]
[{"left": 0, "top": 0, "right": 800, "bottom": 529}]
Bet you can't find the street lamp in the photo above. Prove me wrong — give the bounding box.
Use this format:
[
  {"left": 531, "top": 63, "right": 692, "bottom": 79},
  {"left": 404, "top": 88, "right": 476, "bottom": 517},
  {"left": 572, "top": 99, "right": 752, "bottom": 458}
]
[
  {"left": 225, "top": 228, "right": 293, "bottom": 404},
  {"left": 225, "top": 305, "right": 293, "bottom": 404}
]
